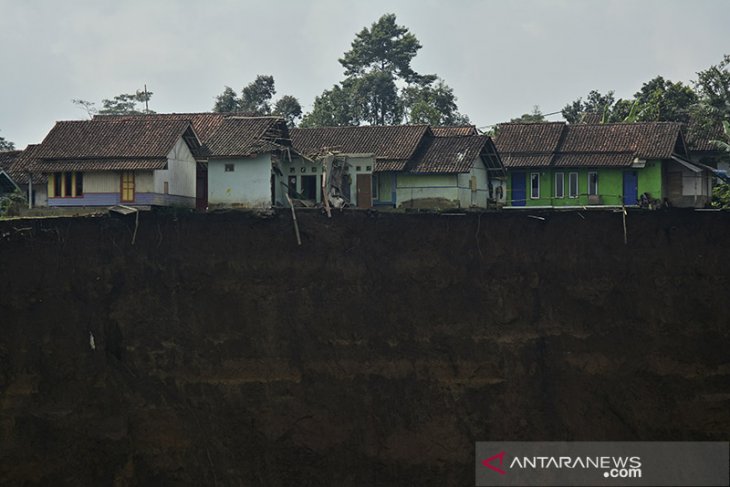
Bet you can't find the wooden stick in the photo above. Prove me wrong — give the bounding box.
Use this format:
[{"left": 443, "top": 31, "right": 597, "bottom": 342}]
[
  {"left": 622, "top": 204, "right": 628, "bottom": 245},
  {"left": 285, "top": 193, "right": 302, "bottom": 246}
]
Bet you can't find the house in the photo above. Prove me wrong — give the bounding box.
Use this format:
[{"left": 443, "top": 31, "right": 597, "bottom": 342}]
[
  {"left": 4, "top": 146, "right": 48, "bottom": 207},
  {"left": 290, "top": 125, "right": 506, "bottom": 209},
  {"left": 94, "top": 113, "right": 295, "bottom": 209},
  {"left": 494, "top": 122, "right": 713, "bottom": 208},
  {"left": 27, "top": 118, "right": 201, "bottom": 208}
]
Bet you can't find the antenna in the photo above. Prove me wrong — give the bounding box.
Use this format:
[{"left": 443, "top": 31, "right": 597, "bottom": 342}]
[{"left": 144, "top": 84, "right": 149, "bottom": 113}]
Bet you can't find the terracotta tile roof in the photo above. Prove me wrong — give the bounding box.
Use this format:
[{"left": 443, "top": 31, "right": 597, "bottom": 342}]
[
  {"left": 30, "top": 158, "right": 168, "bottom": 173},
  {"left": 552, "top": 153, "right": 635, "bottom": 167},
  {"left": 494, "top": 122, "right": 565, "bottom": 156},
  {"left": 204, "top": 117, "right": 290, "bottom": 158},
  {"left": 374, "top": 159, "right": 408, "bottom": 172},
  {"left": 290, "top": 125, "right": 430, "bottom": 161},
  {"left": 33, "top": 119, "right": 194, "bottom": 160},
  {"left": 95, "top": 112, "right": 226, "bottom": 145},
  {"left": 431, "top": 125, "right": 479, "bottom": 137},
  {"left": 6, "top": 146, "right": 44, "bottom": 183},
  {"left": 559, "top": 122, "right": 683, "bottom": 159},
  {"left": 495, "top": 122, "right": 685, "bottom": 168},
  {"left": 405, "top": 136, "right": 492, "bottom": 174},
  {"left": 0, "top": 150, "right": 21, "bottom": 173}
]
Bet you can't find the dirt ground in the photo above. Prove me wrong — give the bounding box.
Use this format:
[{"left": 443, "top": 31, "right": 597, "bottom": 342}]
[{"left": 0, "top": 209, "right": 728, "bottom": 486}]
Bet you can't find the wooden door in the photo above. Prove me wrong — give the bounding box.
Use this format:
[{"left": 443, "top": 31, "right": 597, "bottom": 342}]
[
  {"left": 356, "top": 174, "right": 372, "bottom": 208},
  {"left": 121, "top": 171, "right": 135, "bottom": 202}
]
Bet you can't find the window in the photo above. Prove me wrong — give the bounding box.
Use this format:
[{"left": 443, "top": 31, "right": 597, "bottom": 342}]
[
  {"left": 49, "top": 171, "right": 83, "bottom": 197},
  {"left": 554, "top": 172, "right": 564, "bottom": 199},
  {"left": 588, "top": 172, "right": 598, "bottom": 196},
  {"left": 530, "top": 173, "right": 540, "bottom": 199},
  {"left": 224, "top": 164, "right": 235, "bottom": 172},
  {"left": 121, "top": 171, "right": 135, "bottom": 202},
  {"left": 568, "top": 172, "right": 579, "bottom": 198},
  {"left": 163, "top": 181, "right": 169, "bottom": 194}
]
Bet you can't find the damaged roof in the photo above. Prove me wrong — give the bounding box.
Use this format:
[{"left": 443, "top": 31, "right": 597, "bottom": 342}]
[
  {"left": 204, "top": 117, "right": 290, "bottom": 158},
  {"left": 405, "top": 136, "right": 495, "bottom": 174},
  {"left": 495, "top": 122, "right": 686, "bottom": 168},
  {"left": 290, "top": 125, "right": 430, "bottom": 162}
]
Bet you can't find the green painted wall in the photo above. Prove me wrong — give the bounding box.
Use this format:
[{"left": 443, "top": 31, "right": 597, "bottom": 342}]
[{"left": 506, "top": 161, "right": 664, "bottom": 206}]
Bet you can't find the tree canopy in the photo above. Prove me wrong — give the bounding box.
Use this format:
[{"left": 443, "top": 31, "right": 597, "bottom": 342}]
[
  {"left": 510, "top": 106, "right": 547, "bottom": 124},
  {"left": 689, "top": 54, "right": 730, "bottom": 141},
  {"left": 73, "top": 89, "right": 154, "bottom": 117},
  {"left": 301, "top": 13, "right": 467, "bottom": 127},
  {"left": 0, "top": 132, "right": 14, "bottom": 151},
  {"left": 213, "top": 76, "right": 302, "bottom": 127}
]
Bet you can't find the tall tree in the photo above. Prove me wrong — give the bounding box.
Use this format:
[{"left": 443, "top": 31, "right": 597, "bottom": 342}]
[
  {"left": 302, "top": 13, "right": 467, "bottom": 127},
  {"left": 632, "top": 76, "right": 697, "bottom": 123},
  {"left": 273, "top": 95, "right": 303, "bottom": 128}
]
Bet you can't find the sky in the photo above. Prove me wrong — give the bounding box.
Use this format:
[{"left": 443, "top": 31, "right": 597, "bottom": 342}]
[{"left": 0, "top": 0, "right": 728, "bottom": 148}]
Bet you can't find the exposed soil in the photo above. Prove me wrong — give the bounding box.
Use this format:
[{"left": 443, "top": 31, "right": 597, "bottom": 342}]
[{"left": 0, "top": 209, "right": 728, "bottom": 486}]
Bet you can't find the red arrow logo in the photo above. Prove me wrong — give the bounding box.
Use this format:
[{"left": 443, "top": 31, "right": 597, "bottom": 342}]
[{"left": 482, "top": 451, "right": 507, "bottom": 475}]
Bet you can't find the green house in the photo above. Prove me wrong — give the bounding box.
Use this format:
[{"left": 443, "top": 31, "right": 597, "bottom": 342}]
[{"left": 495, "top": 122, "right": 713, "bottom": 208}]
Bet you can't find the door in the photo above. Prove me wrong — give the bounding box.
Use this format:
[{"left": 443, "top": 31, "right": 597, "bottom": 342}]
[
  {"left": 121, "top": 171, "right": 135, "bottom": 202},
  {"left": 196, "top": 165, "right": 208, "bottom": 210},
  {"left": 287, "top": 176, "right": 297, "bottom": 198},
  {"left": 356, "top": 174, "right": 372, "bottom": 209},
  {"left": 511, "top": 172, "right": 526, "bottom": 206},
  {"left": 623, "top": 171, "right": 638, "bottom": 205}
]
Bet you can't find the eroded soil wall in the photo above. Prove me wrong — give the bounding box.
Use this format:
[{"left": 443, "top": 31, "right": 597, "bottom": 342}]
[{"left": 1, "top": 210, "right": 728, "bottom": 485}]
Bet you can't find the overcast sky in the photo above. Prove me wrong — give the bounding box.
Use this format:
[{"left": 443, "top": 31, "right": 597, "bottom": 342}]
[{"left": 1, "top": 0, "right": 728, "bottom": 148}]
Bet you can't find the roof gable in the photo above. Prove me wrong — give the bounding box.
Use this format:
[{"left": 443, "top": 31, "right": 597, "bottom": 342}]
[
  {"left": 431, "top": 125, "right": 479, "bottom": 137},
  {"left": 405, "top": 135, "right": 491, "bottom": 173},
  {"left": 34, "top": 119, "right": 194, "bottom": 160}
]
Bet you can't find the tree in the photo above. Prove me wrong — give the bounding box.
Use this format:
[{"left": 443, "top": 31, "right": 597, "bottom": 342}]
[
  {"left": 509, "top": 105, "right": 546, "bottom": 123},
  {"left": 300, "top": 85, "right": 359, "bottom": 128},
  {"left": 689, "top": 54, "right": 730, "bottom": 141},
  {"left": 632, "top": 76, "right": 697, "bottom": 123},
  {"left": 72, "top": 99, "right": 98, "bottom": 119},
  {"left": 0, "top": 131, "right": 14, "bottom": 151},
  {"left": 213, "top": 86, "right": 240, "bottom": 113},
  {"left": 98, "top": 90, "right": 154, "bottom": 115},
  {"left": 239, "top": 75, "right": 276, "bottom": 115},
  {"left": 213, "top": 76, "right": 303, "bottom": 125},
  {"left": 273, "top": 95, "right": 303, "bottom": 128},
  {"left": 302, "top": 13, "right": 467, "bottom": 127},
  {"left": 562, "top": 90, "right": 617, "bottom": 123},
  {"left": 402, "top": 79, "right": 469, "bottom": 125}
]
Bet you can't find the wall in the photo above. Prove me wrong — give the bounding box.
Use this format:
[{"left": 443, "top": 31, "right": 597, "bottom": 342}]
[
  {"left": 507, "top": 162, "right": 664, "bottom": 207},
  {"left": 396, "top": 173, "right": 459, "bottom": 208},
  {"left": 457, "top": 158, "right": 488, "bottom": 208},
  {"left": 0, "top": 210, "right": 728, "bottom": 486},
  {"left": 208, "top": 154, "right": 272, "bottom": 208},
  {"left": 155, "top": 137, "right": 197, "bottom": 198}
]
